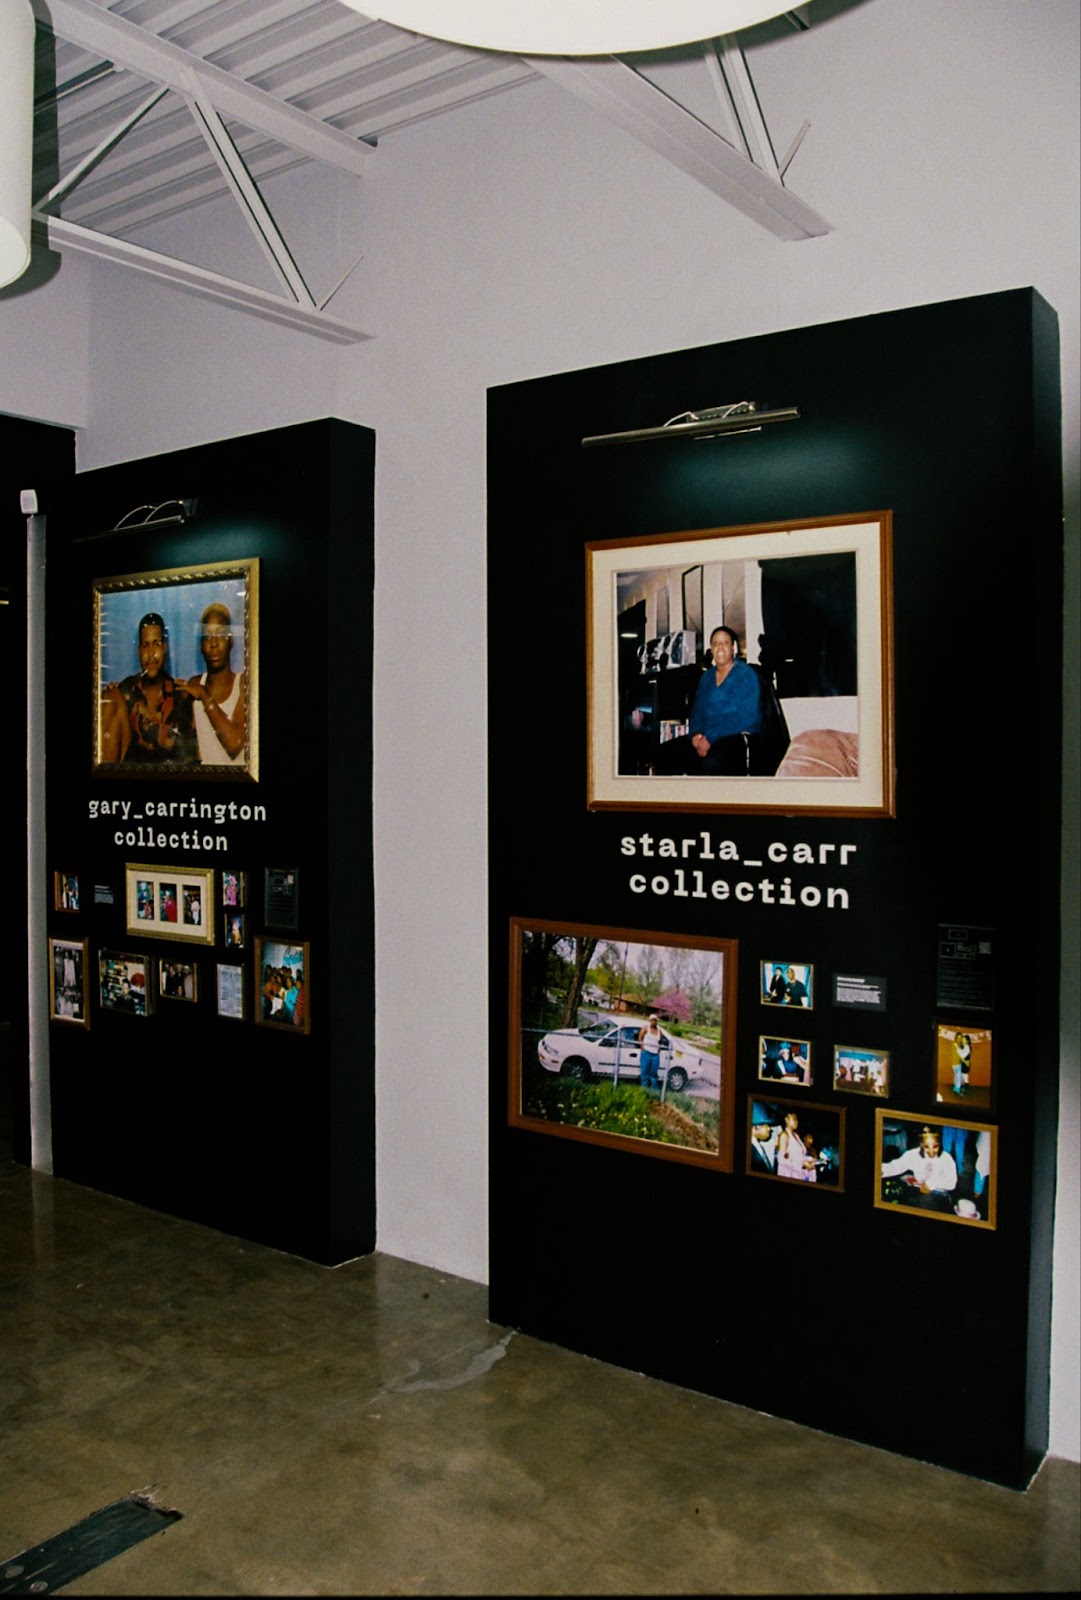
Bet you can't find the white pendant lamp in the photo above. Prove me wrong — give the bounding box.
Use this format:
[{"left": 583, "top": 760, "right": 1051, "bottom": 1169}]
[
  {"left": 0, "top": 0, "right": 35, "bottom": 290},
  {"left": 344, "top": 2, "right": 804, "bottom": 56}
]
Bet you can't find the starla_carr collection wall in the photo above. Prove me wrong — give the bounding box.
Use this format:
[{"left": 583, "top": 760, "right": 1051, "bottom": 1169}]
[
  {"left": 42, "top": 418, "right": 375, "bottom": 1266},
  {"left": 487, "top": 288, "right": 1063, "bottom": 1490}
]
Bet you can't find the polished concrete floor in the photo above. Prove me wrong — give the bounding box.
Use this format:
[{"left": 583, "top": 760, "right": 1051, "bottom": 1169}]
[{"left": 0, "top": 1155, "right": 1078, "bottom": 1597}]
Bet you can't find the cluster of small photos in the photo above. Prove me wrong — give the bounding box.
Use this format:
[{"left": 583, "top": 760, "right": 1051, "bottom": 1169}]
[
  {"left": 750, "top": 954, "right": 996, "bottom": 1230},
  {"left": 46, "top": 867, "right": 310, "bottom": 1035}
]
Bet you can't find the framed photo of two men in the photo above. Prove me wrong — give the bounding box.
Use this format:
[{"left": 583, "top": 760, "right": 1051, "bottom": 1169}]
[
  {"left": 92, "top": 558, "right": 259, "bottom": 779},
  {"left": 586, "top": 512, "right": 894, "bottom": 817}
]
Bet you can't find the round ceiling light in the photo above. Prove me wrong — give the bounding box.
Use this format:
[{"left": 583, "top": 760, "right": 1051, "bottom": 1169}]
[
  {"left": 0, "top": 0, "right": 35, "bottom": 291},
  {"left": 345, "top": 2, "right": 803, "bottom": 56}
]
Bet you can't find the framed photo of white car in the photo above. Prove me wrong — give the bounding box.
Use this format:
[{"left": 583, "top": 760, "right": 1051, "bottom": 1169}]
[{"left": 507, "top": 917, "right": 738, "bottom": 1171}]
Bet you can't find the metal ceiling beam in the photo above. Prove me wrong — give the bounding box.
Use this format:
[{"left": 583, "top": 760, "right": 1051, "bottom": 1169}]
[
  {"left": 33, "top": 0, "right": 373, "bottom": 177},
  {"left": 30, "top": 212, "right": 371, "bottom": 344},
  {"left": 181, "top": 70, "right": 316, "bottom": 308},
  {"left": 525, "top": 54, "right": 829, "bottom": 241}
]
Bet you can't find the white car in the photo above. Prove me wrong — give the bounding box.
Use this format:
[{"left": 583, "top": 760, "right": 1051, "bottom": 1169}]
[{"left": 536, "top": 1018, "right": 717, "bottom": 1094}]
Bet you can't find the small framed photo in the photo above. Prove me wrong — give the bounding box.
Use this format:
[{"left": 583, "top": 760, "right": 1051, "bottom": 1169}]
[
  {"left": 125, "top": 862, "right": 214, "bottom": 945},
  {"left": 508, "top": 917, "right": 738, "bottom": 1172},
  {"left": 255, "top": 938, "right": 310, "bottom": 1033},
  {"left": 875, "top": 1109, "right": 996, "bottom": 1229},
  {"left": 747, "top": 1096, "right": 845, "bottom": 1189},
  {"left": 157, "top": 957, "right": 197, "bottom": 1002},
  {"left": 223, "top": 910, "right": 246, "bottom": 950},
  {"left": 216, "top": 963, "right": 246, "bottom": 1021},
  {"left": 49, "top": 936, "right": 89, "bottom": 1026},
  {"left": 99, "top": 950, "right": 151, "bottom": 1016},
  {"left": 222, "top": 868, "right": 246, "bottom": 908},
  {"left": 833, "top": 1044, "right": 890, "bottom": 1097},
  {"left": 760, "top": 960, "right": 813, "bottom": 1009},
  {"left": 934, "top": 1022, "right": 993, "bottom": 1111},
  {"left": 53, "top": 872, "right": 80, "bottom": 913},
  {"left": 758, "top": 1035, "right": 812, "bottom": 1086}
]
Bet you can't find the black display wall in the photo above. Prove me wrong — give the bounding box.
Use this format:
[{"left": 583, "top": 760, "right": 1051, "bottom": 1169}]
[
  {"left": 487, "top": 290, "right": 1062, "bottom": 1489},
  {"left": 3, "top": 414, "right": 76, "bottom": 1167},
  {"left": 44, "top": 418, "right": 374, "bottom": 1266}
]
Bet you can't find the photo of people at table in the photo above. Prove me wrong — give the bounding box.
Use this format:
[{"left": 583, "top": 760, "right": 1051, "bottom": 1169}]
[
  {"left": 758, "top": 1035, "right": 812, "bottom": 1086},
  {"left": 747, "top": 1098, "right": 843, "bottom": 1188},
  {"left": 875, "top": 1111, "right": 995, "bottom": 1227}
]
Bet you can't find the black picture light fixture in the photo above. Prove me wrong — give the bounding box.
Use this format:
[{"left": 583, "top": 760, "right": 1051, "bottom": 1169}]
[
  {"left": 72, "top": 498, "right": 199, "bottom": 545},
  {"left": 581, "top": 400, "right": 800, "bottom": 448}
]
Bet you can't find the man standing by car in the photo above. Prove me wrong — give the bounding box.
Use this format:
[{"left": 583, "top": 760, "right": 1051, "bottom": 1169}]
[{"left": 637, "top": 1014, "right": 664, "bottom": 1091}]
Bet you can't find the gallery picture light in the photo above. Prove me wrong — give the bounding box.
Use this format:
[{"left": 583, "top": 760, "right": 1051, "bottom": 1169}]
[
  {"left": 342, "top": 1, "right": 805, "bottom": 55},
  {"left": 72, "top": 498, "right": 199, "bottom": 545},
  {"left": 0, "top": 0, "right": 35, "bottom": 290},
  {"left": 581, "top": 400, "right": 800, "bottom": 448}
]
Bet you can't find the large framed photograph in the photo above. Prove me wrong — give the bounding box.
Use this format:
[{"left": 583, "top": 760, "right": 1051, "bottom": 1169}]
[
  {"left": 255, "top": 937, "right": 310, "bottom": 1033},
  {"left": 508, "top": 917, "right": 738, "bottom": 1172},
  {"left": 125, "top": 863, "right": 215, "bottom": 945},
  {"left": 747, "top": 1096, "right": 845, "bottom": 1189},
  {"left": 98, "top": 950, "right": 151, "bottom": 1016},
  {"left": 933, "top": 1022, "right": 993, "bottom": 1111},
  {"left": 586, "top": 512, "right": 894, "bottom": 815},
  {"left": 93, "top": 558, "right": 258, "bottom": 779},
  {"left": 874, "top": 1109, "right": 996, "bottom": 1229},
  {"left": 49, "top": 936, "right": 89, "bottom": 1027}
]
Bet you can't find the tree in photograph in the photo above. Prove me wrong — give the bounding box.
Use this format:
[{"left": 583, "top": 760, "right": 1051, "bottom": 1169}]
[
  {"left": 653, "top": 987, "right": 692, "bottom": 1024},
  {"left": 632, "top": 944, "right": 665, "bottom": 1009},
  {"left": 686, "top": 951, "right": 721, "bottom": 1027},
  {"left": 560, "top": 936, "right": 600, "bottom": 1026}
]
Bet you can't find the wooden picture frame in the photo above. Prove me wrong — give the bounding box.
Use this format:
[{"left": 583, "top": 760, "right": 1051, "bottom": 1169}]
[
  {"left": 125, "top": 863, "right": 215, "bottom": 945},
  {"left": 833, "top": 1044, "right": 890, "bottom": 1097},
  {"left": 222, "top": 868, "right": 246, "bottom": 908},
  {"left": 92, "top": 557, "right": 258, "bottom": 779},
  {"left": 760, "top": 959, "right": 814, "bottom": 1010},
  {"left": 48, "top": 936, "right": 89, "bottom": 1027},
  {"left": 586, "top": 512, "right": 894, "bottom": 816},
  {"left": 757, "top": 1034, "right": 812, "bottom": 1086},
  {"left": 875, "top": 1109, "right": 996, "bottom": 1229},
  {"left": 157, "top": 957, "right": 198, "bottom": 1002},
  {"left": 53, "top": 871, "right": 80, "bottom": 913},
  {"left": 98, "top": 949, "right": 151, "bottom": 1016},
  {"left": 255, "top": 937, "right": 310, "bottom": 1033},
  {"left": 508, "top": 917, "right": 738, "bottom": 1172},
  {"left": 747, "top": 1095, "right": 845, "bottom": 1190}
]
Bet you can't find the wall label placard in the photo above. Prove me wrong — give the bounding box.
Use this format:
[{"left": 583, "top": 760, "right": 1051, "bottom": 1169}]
[
  {"left": 936, "top": 925, "right": 994, "bottom": 1012},
  {"left": 618, "top": 832, "right": 860, "bottom": 911},
  {"left": 264, "top": 866, "right": 300, "bottom": 932},
  {"left": 833, "top": 973, "right": 887, "bottom": 1011}
]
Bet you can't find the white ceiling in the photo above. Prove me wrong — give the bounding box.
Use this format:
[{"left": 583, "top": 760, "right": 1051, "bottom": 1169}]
[
  {"left": 33, "top": 0, "right": 540, "bottom": 235},
  {"left": 28, "top": 1, "right": 825, "bottom": 340}
]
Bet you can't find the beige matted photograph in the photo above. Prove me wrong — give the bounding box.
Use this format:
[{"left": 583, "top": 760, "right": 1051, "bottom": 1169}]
[
  {"left": 125, "top": 862, "right": 215, "bottom": 946},
  {"left": 586, "top": 512, "right": 894, "bottom": 816}
]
